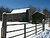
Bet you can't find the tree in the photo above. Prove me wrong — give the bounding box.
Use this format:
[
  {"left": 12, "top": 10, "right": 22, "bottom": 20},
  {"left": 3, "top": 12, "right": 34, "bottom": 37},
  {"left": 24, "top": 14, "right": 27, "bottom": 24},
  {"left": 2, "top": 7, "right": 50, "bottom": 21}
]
[
  {"left": 43, "top": 8, "right": 50, "bottom": 27},
  {"left": 0, "top": 6, "right": 12, "bottom": 20},
  {"left": 43, "top": 8, "right": 49, "bottom": 17},
  {"left": 27, "top": 5, "right": 37, "bottom": 22}
]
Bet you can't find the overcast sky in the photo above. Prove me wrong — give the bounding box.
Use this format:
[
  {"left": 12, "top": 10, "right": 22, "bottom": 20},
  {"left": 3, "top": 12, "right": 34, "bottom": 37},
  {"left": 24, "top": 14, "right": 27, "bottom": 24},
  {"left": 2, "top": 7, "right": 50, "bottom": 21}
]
[{"left": 0, "top": 0, "right": 50, "bottom": 9}]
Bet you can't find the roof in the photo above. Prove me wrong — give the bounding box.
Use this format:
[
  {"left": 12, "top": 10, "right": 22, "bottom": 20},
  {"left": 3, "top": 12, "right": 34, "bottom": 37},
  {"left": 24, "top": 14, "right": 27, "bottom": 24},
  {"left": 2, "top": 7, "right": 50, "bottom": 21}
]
[
  {"left": 11, "top": 8, "right": 30, "bottom": 13},
  {"left": 32, "top": 11, "right": 45, "bottom": 15}
]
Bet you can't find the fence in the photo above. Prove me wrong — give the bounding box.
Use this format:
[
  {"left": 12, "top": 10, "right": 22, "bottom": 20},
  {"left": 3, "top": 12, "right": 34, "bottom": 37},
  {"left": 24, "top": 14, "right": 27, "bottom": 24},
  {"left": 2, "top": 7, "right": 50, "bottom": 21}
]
[{"left": 1, "top": 13, "right": 45, "bottom": 38}]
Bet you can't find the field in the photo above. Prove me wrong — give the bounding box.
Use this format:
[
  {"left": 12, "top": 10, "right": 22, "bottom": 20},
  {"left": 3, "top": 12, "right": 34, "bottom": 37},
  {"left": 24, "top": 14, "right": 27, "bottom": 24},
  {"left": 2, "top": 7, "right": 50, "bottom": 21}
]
[{"left": 0, "top": 21, "right": 49, "bottom": 38}]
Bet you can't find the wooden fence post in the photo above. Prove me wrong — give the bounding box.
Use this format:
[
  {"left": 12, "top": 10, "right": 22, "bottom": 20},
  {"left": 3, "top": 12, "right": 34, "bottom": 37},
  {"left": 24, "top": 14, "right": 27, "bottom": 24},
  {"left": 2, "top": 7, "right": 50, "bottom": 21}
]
[
  {"left": 1, "top": 13, "right": 7, "bottom": 38},
  {"left": 42, "top": 19, "right": 45, "bottom": 31},
  {"left": 49, "top": 19, "right": 50, "bottom": 27},
  {"left": 24, "top": 24, "right": 26, "bottom": 38},
  {"left": 35, "top": 24, "right": 37, "bottom": 35}
]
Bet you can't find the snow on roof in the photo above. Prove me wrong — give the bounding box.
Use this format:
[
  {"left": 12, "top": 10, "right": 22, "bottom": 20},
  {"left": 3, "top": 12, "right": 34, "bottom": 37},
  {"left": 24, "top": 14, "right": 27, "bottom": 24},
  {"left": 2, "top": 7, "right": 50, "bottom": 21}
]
[
  {"left": 11, "top": 8, "right": 30, "bottom": 13},
  {"left": 33, "top": 10, "right": 45, "bottom": 15}
]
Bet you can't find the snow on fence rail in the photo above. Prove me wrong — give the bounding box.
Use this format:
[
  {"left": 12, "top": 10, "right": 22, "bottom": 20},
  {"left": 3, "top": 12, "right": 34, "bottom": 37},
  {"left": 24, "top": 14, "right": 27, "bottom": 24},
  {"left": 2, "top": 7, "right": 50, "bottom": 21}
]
[{"left": 1, "top": 13, "right": 45, "bottom": 38}]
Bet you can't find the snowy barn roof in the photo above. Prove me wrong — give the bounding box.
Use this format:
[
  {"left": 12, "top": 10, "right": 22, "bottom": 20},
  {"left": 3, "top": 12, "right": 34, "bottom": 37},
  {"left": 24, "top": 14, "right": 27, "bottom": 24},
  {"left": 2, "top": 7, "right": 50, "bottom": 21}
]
[{"left": 11, "top": 8, "right": 30, "bottom": 13}]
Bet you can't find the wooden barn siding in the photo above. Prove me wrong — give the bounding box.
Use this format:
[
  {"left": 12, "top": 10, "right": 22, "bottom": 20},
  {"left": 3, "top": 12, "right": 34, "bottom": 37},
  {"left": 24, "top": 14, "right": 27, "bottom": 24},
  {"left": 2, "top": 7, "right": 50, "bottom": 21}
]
[{"left": 6, "top": 13, "right": 26, "bottom": 22}]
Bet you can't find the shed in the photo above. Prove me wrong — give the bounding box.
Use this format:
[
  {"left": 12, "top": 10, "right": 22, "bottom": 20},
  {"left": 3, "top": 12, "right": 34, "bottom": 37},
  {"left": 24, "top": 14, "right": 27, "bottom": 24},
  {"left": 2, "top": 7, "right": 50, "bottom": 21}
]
[{"left": 32, "top": 11, "right": 45, "bottom": 24}]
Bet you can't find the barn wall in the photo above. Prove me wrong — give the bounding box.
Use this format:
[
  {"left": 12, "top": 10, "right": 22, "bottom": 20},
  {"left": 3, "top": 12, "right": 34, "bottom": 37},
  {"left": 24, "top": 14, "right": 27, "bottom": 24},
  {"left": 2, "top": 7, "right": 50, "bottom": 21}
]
[{"left": 6, "top": 13, "right": 28, "bottom": 22}]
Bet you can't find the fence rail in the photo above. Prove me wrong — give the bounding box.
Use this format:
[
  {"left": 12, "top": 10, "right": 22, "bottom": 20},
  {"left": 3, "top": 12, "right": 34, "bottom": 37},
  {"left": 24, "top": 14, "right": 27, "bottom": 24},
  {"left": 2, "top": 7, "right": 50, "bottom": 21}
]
[{"left": 1, "top": 13, "right": 45, "bottom": 38}]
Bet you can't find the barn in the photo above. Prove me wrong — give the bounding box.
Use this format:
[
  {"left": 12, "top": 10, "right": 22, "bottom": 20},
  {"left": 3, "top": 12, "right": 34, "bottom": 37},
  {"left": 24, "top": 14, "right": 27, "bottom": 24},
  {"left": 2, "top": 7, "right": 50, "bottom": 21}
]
[{"left": 7, "top": 8, "right": 30, "bottom": 22}]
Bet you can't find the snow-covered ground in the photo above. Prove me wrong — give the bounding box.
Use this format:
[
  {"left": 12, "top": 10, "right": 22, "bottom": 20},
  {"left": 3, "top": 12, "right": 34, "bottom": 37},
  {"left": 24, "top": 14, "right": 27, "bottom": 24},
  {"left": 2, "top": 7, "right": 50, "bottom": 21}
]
[
  {"left": 0, "top": 21, "right": 49, "bottom": 38},
  {"left": 0, "top": 21, "right": 2, "bottom": 38}
]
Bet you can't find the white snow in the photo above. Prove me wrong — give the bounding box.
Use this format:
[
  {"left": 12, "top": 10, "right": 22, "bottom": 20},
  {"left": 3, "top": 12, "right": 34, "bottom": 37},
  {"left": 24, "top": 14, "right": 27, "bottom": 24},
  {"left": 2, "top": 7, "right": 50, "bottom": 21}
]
[
  {"left": 0, "top": 21, "right": 50, "bottom": 38},
  {"left": 0, "top": 21, "right": 2, "bottom": 38},
  {"left": 32, "top": 29, "right": 50, "bottom": 38},
  {"left": 32, "top": 24, "right": 50, "bottom": 38},
  {"left": 11, "top": 8, "right": 30, "bottom": 13}
]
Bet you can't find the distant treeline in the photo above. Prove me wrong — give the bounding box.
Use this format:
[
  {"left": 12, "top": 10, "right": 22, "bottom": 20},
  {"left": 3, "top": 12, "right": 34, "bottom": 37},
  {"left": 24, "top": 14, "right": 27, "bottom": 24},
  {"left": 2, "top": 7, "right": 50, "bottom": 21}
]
[
  {"left": 0, "top": 6, "right": 13, "bottom": 20},
  {"left": 0, "top": 6, "right": 50, "bottom": 21}
]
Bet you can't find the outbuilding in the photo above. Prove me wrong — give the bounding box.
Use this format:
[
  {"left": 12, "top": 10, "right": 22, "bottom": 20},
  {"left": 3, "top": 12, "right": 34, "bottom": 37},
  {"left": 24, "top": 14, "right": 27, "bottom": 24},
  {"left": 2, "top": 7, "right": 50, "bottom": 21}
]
[{"left": 32, "top": 11, "right": 45, "bottom": 24}]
